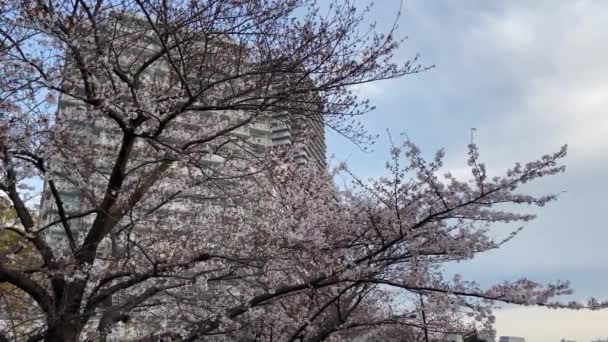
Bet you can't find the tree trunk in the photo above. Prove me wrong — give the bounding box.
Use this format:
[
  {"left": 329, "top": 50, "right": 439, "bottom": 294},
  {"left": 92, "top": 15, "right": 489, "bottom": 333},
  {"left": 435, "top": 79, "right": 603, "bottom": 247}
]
[
  {"left": 45, "top": 321, "right": 83, "bottom": 342},
  {"left": 43, "top": 280, "right": 88, "bottom": 341}
]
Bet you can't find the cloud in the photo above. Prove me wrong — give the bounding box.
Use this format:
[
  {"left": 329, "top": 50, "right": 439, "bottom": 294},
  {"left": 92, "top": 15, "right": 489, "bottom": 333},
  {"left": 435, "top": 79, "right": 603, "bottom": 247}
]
[
  {"left": 330, "top": 0, "right": 608, "bottom": 294},
  {"left": 495, "top": 306, "right": 608, "bottom": 342},
  {"left": 466, "top": 1, "right": 608, "bottom": 161},
  {"left": 351, "top": 82, "right": 386, "bottom": 101}
]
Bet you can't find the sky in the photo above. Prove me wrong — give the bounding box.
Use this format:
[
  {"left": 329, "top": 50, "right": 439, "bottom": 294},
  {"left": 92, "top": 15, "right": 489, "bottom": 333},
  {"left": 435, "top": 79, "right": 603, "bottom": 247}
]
[{"left": 326, "top": 1, "right": 608, "bottom": 341}]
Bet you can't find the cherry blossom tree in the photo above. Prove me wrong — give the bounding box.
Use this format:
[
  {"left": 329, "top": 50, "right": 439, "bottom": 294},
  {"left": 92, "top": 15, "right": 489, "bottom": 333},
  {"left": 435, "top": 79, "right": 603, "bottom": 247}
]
[
  {"left": 0, "top": 197, "right": 40, "bottom": 340},
  {"left": 0, "top": 0, "right": 604, "bottom": 341}
]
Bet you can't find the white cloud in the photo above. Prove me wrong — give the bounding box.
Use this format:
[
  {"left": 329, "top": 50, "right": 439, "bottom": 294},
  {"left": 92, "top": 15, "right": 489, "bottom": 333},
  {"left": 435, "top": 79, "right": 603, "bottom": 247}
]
[
  {"left": 495, "top": 306, "right": 608, "bottom": 342},
  {"left": 335, "top": 0, "right": 608, "bottom": 295},
  {"left": 351, "top": 81, "right": 386, "bottom": 101},
  {"left": 468, "top": 1, "right": 608, "bottom": 161}
]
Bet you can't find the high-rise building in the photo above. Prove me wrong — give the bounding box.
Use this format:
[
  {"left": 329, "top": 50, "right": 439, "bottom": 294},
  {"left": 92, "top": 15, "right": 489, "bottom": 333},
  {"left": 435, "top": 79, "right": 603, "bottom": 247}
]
[
  {"left": 272, "top": 110, "right": 326, "bottom": 169},
  {"left": 39, "top": 13, "right": 326, "bottom": 244}
]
